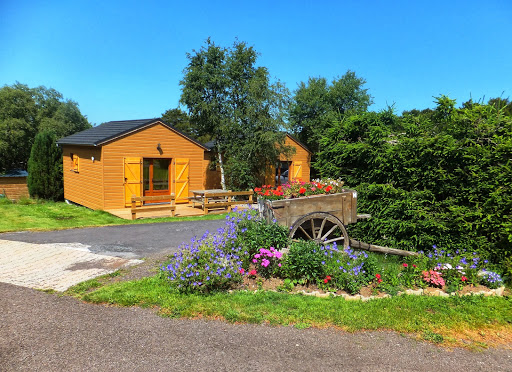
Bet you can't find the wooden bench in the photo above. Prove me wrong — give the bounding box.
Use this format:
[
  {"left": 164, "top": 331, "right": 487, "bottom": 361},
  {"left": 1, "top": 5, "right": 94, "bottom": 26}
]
[
  {"left": 192, "top": 190, "right": 254, "bottom": 215},
  {"left": 131, "top": 194, "right": 176, "bottom": 220}
]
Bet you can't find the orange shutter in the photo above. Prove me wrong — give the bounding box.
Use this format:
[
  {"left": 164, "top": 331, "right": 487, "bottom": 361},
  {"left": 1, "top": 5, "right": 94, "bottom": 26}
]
[
  {"left": 291, "top": 161, "right": 302, "bottom": 182},
  {"left": 124, "top": 157, "right": 142, "bottom": 207},
  {"left": 174, "top": 158, "right": 189, "bottom": 203},
  {"left": 72, "top": 154, "right": 79, "bottom": 172}
]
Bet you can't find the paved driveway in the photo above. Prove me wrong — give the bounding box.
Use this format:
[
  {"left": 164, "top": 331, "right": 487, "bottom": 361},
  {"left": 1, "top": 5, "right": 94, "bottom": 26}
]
[
  {"left": 0, "top": 220, "right": 226, "bottom": 291},
  {"left": 2, "top": 282, "right": 511, "bottom": 372},
  {"left": 0, "top": 219, "right": 226, "bottom": 258}
]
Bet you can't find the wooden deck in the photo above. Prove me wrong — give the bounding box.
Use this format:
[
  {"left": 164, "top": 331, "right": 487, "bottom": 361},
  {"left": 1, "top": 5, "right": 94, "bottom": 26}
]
[{"left": 106, "top": 202, "right": 253, "bottom": 220}]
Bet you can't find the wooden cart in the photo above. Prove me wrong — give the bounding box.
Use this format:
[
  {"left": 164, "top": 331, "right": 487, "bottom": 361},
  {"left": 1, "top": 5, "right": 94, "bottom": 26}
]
[{"left": 258, "top": 190, "right": 417, "bottom": 257}]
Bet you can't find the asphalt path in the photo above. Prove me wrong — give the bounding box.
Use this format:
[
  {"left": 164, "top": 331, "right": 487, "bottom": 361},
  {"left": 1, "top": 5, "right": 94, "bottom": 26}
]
[
  {"left": 0, "top": 219, "right": 226, "bottom": 259},
  {"left": 1, "top": 282, "right": 511, "bottom": 372}
]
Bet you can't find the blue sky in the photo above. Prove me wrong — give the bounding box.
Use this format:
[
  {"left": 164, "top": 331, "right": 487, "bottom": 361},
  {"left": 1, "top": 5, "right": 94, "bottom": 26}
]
[{"left": 1, "top": 0, "right": 511, "bottom": 125}]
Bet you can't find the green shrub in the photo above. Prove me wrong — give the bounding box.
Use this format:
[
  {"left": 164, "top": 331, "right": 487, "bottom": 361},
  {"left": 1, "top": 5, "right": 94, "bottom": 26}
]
[
  {"left": 316, "top": 100, "right": 512, "bottom": 268},
  {"left": 235, "top": 213, "right": 289, "bottom": 267},
  {"left": 282, "top": 240, "right": 325, "bottom": 283},
  {"left": 27, "top": 131, "right": 63, "bottom": 201}
]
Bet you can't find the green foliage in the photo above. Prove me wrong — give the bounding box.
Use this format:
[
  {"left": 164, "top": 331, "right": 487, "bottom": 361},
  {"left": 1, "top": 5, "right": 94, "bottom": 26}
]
[
  {"left": 180, "top": 38, "right": 291, "bottom": 190},
  {"left": 0, "top": 83, "right": 91, "bottom": 173},
  {"left": 282, "top": 240, "right": 325, "bottom": 283},
  {"left": 288, "top": 71, "right": 373, "bottom": 156},
  {"left": 317, "top": 99, "right": 512, "bottom": 267},
  {"left": 27, "top": 131, "right": 63, "bottom": 201},
  {"left": 235, "top": 214, "right": 289, "bottom": 268},
  {"left": 160, "top": 107, "right": 212, "bottom": 143}
]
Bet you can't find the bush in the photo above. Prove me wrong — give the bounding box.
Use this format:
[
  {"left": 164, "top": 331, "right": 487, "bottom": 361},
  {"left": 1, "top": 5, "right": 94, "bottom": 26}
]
[
  {"left": 316, "top": 101, "right": 512, "bottom": 268},
  {"left": 235, "top": 210, "right": 289, "bottom": 267},
  {"left": 27, "top": 131, "right": 63, "bottom": 201},
  {"left": 282, "top": 240, "right": 325, "bottom": 283}
]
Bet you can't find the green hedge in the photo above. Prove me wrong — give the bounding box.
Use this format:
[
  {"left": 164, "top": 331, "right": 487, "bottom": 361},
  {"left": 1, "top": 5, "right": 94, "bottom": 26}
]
[{"left": 316, "top": 97, "right": 512, "bottom": 270}]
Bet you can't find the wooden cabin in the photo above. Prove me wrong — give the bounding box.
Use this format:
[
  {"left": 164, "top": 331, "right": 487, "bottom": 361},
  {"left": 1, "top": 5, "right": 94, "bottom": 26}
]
[
  {"left": 57, "top": 119, "right": 212, "bottom": 210},
  {"left": 0, "top": 170, "right": 29, "bottom": 200},
  {"left": 57, "top": 119, "right": 311, "bottom": 212},
  {"left": 274, "top": 134, "right": 312, "bottom": 186}
]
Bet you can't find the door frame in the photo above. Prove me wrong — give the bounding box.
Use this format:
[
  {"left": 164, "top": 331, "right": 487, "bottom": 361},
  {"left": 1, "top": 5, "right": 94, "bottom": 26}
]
[{"left": 143, "top": 158, "right": 172, "bottom": 198}]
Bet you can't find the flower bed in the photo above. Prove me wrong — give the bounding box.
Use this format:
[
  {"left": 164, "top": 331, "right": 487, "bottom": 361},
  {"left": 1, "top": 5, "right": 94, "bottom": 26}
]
[
  {"left": 160, "top": 207, "right": 506, "bottom": 297},
  {"left": 254, "top": 178, "right": 345, "bottom": 200}
]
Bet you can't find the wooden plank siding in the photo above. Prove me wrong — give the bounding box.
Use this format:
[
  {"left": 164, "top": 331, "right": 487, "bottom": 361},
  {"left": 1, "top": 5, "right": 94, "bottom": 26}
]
[
  {"left": 280, "top": 135, "right": 311, "bottom": 183},
  {"left": 61, "top": 146, "right": 104, "bottom": 210},
  {"left": 203, "top": 152, "right": 222, "bottom": 190},
  {"left": 0, "top": 177, "right": 29, "bottom": 200},
  {"left": 101, "top": 123, "right": 205, "bottom": 209}
]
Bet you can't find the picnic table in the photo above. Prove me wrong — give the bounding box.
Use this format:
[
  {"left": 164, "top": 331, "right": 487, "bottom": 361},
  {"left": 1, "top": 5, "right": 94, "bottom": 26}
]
[{"left": 190, "top": 189, "right": 254, "bottom": 215}]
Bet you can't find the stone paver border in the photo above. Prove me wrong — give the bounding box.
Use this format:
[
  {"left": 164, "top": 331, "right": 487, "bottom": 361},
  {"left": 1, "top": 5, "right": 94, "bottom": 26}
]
[{"left": 0, "top": 239, "right": 142, "bottom": 292}]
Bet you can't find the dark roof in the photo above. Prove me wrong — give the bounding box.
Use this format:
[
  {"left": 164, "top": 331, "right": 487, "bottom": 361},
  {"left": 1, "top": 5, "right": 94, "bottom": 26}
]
[
  {"left": 57, "top": 118, "right": 209, "bottom": 150},
  {"left": 0, "top": 169, "right": 28, "bottom": 177}
]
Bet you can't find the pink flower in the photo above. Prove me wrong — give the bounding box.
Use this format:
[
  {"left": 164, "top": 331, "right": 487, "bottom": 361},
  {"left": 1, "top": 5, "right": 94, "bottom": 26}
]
[
  {"left": 261, "top": 259, "right": 270, "bottom": 267},
  {"left": 278, "top": 263, "right": 281, "bottom": 267},
  {"left": 252, "top": 259, "right": 257, "bottom": 263},
  {"left": 239, "top": 268, "right": 245, "bottom": 274},
  {"left": 254, "top": 254, "right": 261, "bottom": 259},
  {"left": 402, "top": 263, "right": 408, "bottom": 268},
  {"left": 248, "top": 269, "right": 257, "bottom": 277}
]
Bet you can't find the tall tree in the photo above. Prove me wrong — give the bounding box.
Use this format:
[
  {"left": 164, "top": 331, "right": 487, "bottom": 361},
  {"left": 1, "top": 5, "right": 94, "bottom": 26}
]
[
  {"left": 27, "top": 131, "right": 63, "bottom": 200},
  {"left": 180, "top": 39, "right": 291, "bottom": 189},
  {"left": 160, "top": 107, "right": 213, "bottom": 143},
  {"left": 0, "top": 83, "right": 91, "bottom": 173},
  {"left": 289, "top": 71, "right": 373, "bottom": 154}
]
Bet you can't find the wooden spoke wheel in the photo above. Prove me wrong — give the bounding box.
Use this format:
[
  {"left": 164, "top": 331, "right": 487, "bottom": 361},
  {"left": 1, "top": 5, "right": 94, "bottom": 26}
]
[{"left": 289, "top": 212, "right": 349, "bottom": 248}]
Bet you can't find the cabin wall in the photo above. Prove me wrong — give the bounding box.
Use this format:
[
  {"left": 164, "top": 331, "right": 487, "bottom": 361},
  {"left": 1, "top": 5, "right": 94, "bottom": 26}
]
[
  {"left": 280, "top": 135, "right": 311, "bottom": 182},
  {"left": 203, "top": 152, "right": 222, "bottom": 190},
  {"left": 0, "top": 177, "right": 29, "bottom": 200},
  {"left": 102, "top": 123, "right": 205, "bottom": 209},
  {"left": 61, "top": 145, "right": 104, "bottom": 210}
]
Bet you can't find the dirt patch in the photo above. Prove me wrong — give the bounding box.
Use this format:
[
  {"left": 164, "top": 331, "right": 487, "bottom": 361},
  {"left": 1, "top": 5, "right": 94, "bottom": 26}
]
[{"left": 66, "top": 258, "right": 129, "bottom": 271}]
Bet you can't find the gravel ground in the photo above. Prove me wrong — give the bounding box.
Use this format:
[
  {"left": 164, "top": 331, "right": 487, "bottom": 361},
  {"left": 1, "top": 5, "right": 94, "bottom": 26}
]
[{"left": 1, "top": 282, "right": 511, "bottom": 372}]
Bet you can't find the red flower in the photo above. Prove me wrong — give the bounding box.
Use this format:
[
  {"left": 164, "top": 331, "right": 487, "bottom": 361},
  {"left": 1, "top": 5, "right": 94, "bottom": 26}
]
[
  {"left": 299, "top": 187, "right": 306, "bottom": 194},
  {"left": 239, "top": 268, "right": 245, "bottom": 274},
  {"left": 412, "top": 264, "right": 417, "bottom": 268},
  {"left": 375, "top": 273, "right": 381, "bottom": 279},
  {"left": 378, "top": 279, "right": 382, "bottom": 283},
  {"left": 254, "top": 187, "right": 262, "bottom": 192},
  {"left": 248, "top": 269, "right": 257, "bottom": 276},
  {"left": 325, "top": 185, "right": 333, "bottom": 192},
  {"left": 402, "top": 263, "right": 408, "bottom": 267},
  {"left": 323, "top": 278, "right": 329, "bottom": 283},
  {"left": 461, "top": 276, "right": 467, "bottom": 282}
]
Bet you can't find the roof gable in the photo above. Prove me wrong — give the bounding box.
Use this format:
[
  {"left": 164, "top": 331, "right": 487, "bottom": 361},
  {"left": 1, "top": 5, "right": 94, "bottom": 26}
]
[
  {"left": 285, "top": 134, "right": 312, "bottom": 154},
  {"left": 57, "top": 119, "right": 209, "bottom": 150}
]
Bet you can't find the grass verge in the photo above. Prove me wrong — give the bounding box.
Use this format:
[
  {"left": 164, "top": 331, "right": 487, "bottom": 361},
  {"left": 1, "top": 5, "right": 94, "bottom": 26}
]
[
  {"left": 0, "top": 199, "right": 225, "bottom": 233},
  {"left": 80, "top": 276, "right": 512, "bottom": 349}
]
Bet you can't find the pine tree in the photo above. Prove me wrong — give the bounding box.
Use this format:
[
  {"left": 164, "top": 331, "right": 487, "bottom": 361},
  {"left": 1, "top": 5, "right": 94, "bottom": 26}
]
[{"left": 27, "top": 131, "right": 63, "bottom": 200}]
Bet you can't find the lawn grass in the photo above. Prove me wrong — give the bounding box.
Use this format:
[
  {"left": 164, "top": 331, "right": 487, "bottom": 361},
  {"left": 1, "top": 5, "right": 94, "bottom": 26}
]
[
  {"left": 0, "top": 199, "right": 225, "bottom": 233},
  {"left": 79, "top": 275, "right": 512, "bottom": 349}
]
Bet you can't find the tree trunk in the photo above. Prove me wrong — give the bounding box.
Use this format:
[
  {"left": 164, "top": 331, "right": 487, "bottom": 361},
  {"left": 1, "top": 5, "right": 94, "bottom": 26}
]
[{"left": 217, "top": 149, "right": 226, "bottom": 190}]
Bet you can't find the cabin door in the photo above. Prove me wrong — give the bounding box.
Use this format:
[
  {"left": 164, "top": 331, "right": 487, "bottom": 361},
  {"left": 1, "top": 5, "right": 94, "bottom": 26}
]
[{"left": 143, "top": 158, "right": 171, "bottom": 198}]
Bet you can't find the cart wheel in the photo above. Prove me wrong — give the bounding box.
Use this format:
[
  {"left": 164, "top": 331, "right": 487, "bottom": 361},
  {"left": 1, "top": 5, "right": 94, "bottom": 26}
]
[{"left": 289, "top": 212, "right": 349, "bottom": 248}]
